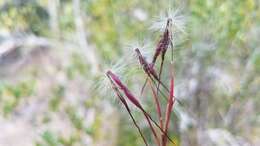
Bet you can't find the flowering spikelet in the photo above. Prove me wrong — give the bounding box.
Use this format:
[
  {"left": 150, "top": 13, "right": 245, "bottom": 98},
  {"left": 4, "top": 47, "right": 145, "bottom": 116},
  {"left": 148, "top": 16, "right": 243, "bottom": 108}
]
[
  {"left": 135, "top": 48, "right": 158, "bottom": 79},
  {"left": 135, "top": 48, "right": 170, "bottom": 90},
  {"left": 152, "top": 19, "right": 171, "bottom": 64},
  {"left": 135, "top": 48, "right": 170, "bottom": 96},
  {"left": 106, "top": 70, "right": 143, "bottom": 109},
  {"left": 151, "top": 9, "right": 186, "bottom": 65}
]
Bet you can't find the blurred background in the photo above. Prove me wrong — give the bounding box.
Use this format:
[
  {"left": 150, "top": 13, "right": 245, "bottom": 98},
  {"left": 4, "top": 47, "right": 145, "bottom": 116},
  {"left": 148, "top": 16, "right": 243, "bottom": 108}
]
[{"left": 0, "top": 0, "right": 259, "bottom": 146}]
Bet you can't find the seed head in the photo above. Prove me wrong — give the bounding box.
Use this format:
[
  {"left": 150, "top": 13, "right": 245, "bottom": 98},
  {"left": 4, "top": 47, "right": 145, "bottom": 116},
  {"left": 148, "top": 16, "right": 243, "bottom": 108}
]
[
  {"left": 152, "top": 22, "right": 171, "bottom": 64},
  {"left": 135, "top": 48, "right": 159, "bottom": 80}
]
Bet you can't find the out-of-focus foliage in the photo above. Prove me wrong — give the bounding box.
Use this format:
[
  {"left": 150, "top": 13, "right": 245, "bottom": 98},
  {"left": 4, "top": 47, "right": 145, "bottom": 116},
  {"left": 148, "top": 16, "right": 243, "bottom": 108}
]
[
  {"left": 0, "top": 0, "right": 49, "bottom": 35},
  {"left": 0, "top": 0, "right": 259, "bottom": 146},
  {"left": 0, "top": 79, "right": 35, "bottom": 116}
]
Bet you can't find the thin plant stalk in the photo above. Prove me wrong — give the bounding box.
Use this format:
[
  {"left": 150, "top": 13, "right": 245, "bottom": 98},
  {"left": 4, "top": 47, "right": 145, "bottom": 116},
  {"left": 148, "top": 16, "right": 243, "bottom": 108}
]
[
  {"left": 149, "top": 79, "right": 164, "bottom": 146},
  {"left": 148, "top": 79, "right": 163, "bottom": 129},
  {"left": 162, "top": 63, "right": 176, "bottom": 146}
]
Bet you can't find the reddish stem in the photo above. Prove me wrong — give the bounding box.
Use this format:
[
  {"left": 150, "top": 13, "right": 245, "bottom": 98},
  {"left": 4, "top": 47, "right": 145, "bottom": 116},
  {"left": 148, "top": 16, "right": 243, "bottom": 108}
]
[
  {"left": 162, "top": 64, "right": 175, "bottom": 146},
  {"left": 148, "top": 79, "right": 163, "bottom": 129}
]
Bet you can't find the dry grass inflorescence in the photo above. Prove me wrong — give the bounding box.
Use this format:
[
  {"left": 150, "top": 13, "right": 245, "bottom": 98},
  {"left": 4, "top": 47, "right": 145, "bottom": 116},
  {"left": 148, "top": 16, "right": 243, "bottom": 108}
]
[{"left": 104, "top": 9, "right": 186, "bottom": 146}]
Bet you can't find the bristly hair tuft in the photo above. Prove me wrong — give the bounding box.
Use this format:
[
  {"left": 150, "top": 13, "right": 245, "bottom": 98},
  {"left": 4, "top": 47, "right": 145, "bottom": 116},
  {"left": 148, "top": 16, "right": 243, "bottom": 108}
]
[
  {"left": 150, "top": 8, "right": 186, "bottom": 35},
  {"left": 124, "top": 40, "right": 153, "bottom": 63},
  {"left": 95, "top": 60, "right": 129, "bottom": 99}
]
